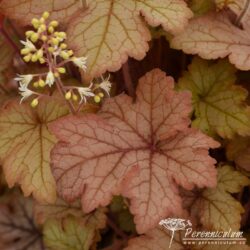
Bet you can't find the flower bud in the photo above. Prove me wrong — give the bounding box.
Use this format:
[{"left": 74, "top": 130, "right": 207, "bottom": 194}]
[
  {"left": 48, "top": 47, "right": 55, "bottom": 53},
  {"left": 30, "top": 33, "right": 39, "bottom": 43},
  {"left": 72, "top": 94, "right": 78, "bottom": 101},
  {"left": 50, "top": 20, "right": 59, "bottom": 27},
  {"left": 31, "top": 18, "right": 40, "bottom": 29},
  {"left": 41, "top": 35, "right": 47, "bottom": 41},
  {"left": 39, "top": 58, "right": 46, "bottom": 64},
  {"left": 38, "top": 79, "right": 45, "bottom": 87},
  {"left": 33, "top": 81, "right": 39, "bottom": 88},
  {"left": 25, "top": 30, "right": 34, "bottom": 38},
  {"left": 58, "top": 67, "right": 66, "bottom": 74},
  {"left": 31, "top": 98, "right": 39, "bottom": 108},
  {"left": 94, "top": 95, "right": 101, "bottom": 103},
  {"left": 21, "top": 48, "right": 30, "bottom": 55},
  {"left": 23, "top": 54, "right": 32, "bottom": 62},
  {"left": 60, "top": 51, "right": 69, "bottom": 60},
  {"left": 42, "top": 11, "right": 50, "bottom": 19},
  {"left": 48, "top": 26, "right": 54, "bottom": 34},
  {"left": 65, "top": 91, "right": 72, "bottom": 100},
  {"left": 60, "top": 43, "right": 67, "bottom": 49},
  {"left": 36, "top": 49, "right": 43, "bottom": 59},
  {"left": 51, "top": 38, "right": 59, "bottom": 46},
  {"left": 98, "top": 92, "right": 104, "bottom": 98},
  {"left": 31, "top": 54, "right": 38, "bottom": 62}
]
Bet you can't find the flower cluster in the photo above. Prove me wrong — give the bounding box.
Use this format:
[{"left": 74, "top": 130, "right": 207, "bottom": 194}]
[{"left": 15, "top": 12, "right": 112, "bottom": 112}]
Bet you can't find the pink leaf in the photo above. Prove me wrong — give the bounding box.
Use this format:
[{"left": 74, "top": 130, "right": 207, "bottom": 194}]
[
  {"left": 50, "top": 69, "right": 219, "bottom": 233},
  {"left": 171, "top": 11, "right": 250, "bottom": 71}
]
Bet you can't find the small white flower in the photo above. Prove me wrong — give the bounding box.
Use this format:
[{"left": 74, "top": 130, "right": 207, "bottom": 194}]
[
  {"left": 14, "top": 74, "right": 33, "bottom": 87},
  {"left": 18, "top": 84, "right": 34, "bottom": 103},
  {"left": 72, "top": 57, "right": 87, "bottom": 71},
  {"left": 45, "top": 71, "right": 55, "bottom": 87},
  {"left": 20, "top": 39, "right": 36, "bottom": 51},
  {"left": 98, "top": 75, "right": 111, "bottom": 96},
  {"left": 77, "top": 83, "right": 95, "bottom": 103}
]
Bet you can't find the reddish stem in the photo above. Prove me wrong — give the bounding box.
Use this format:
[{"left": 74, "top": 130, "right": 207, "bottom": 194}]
[
  {"left": 0, "top": 27, "right": 20, "bottom": 53},
  {"left": 122, "top": 61, "right": 135, "bottom": 100}
]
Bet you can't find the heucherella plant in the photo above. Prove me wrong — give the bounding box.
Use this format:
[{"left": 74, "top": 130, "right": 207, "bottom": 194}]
[
  {"left": 1, "top": 1, "right": 250, "bottom": 250},
  {"left": 14, "top": 11, "right": 112, "bottom": 113}
]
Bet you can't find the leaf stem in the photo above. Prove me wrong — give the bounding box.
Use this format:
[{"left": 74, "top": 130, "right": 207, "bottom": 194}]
[
  {"left": 0, "top": 27, "right": 19, "bottom": 53},
  {"left": 235, "top": 0, "right": 250, "bottom": 27},
  {"left": 107, "top": 216, "right": 128, "bottom": 239},
  {"left": 122, "top": 61, "right": 135, "bottom": 101}
]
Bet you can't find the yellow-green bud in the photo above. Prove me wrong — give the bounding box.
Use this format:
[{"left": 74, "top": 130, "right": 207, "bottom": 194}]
[
  {"left": 98, "top": 92, "right": 104, "bottom": 98},
  {"left": 31, "top": 18, "right": 40, "bottom": 29},
  {"left": 23, "top": 54, "right": 32, "bottom": 62},
  {"left": 36, "top": 49, "right": 43, "bottom": 59},
  {"left": 58, "top": 67, "right": 66, "bottom": 74},
  {"left": 21, "top": 48, "right": 30, "bottom": 55},
  {"left": 30, "top": 33, "right": 39, "bottom": 43},
  {"left": 51, "top": 38, "right": 59, "bottom": 46},
  {"left": 31, "top": 54, "right": 38, "bottom": 62},
  {"left": 31, "top": 98, "right": 39, "bottom": 108},
  {"left": 48, "top": 47, "right": 54, "bottom": 53},
  {"left": 50, "top": 20, "right": 59, "bottom": 27},
  {"left": 60, "top": 51, "right": 69, "bottom": 60},
  {"left": 42, "top": 11, "right": 50, "bottom": 19},
  {"left": 94, "top": 95, "right": 101, "bottom": 103},
  {"left": 39, "top": 17, "right": 45, "bottom": 23},
  {"left": 39, "top": 24, "right": 46, "bottom": 32},
  {"left": 67, "top": 50, "right": 73, "bottom": 56},
  {"left": 65, "top": 91, "right": 72, "bottom": 100},
  {"left": 58, "top": 32, "right": 66, "bottom": 39},
  {"left": 72, "top": 94, "right": 78, "bottom": 101},
  {"left": 60, "top": 43, "right": 67, "bottom": 49},
  {"left": 39, "top": 58, "right": 46, "bottom": 64},
  {"left": 48, "top": 26, "right": 54, "bottom": 34},
  {"left": 25, "top": 30, "right": 34, "bottom": 38},
  {"left": 38, "top": 79, "right": 45, "bottom": 87},
  {"left": 54, "top": 72, "right": 60, "bottom": 78},
  {"left": 33, "top": 81, "right": 39, "bottom": 88},
  {"left": 41, "top": 35, "right": 47, "bottom": 41}
]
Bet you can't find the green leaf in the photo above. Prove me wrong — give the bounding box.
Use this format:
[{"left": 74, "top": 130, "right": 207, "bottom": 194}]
[
  {"left": 178, "top": 57, "right": 250, "bottom": 138},
  {"left": 189, "top": 0, "right": 215, "bottom": 17},
  {"left": 43, "top": 216, "right": 95, "bottom": 250},
  {"left": 188, "top": 165, "right": 250, "bottom": 230}
]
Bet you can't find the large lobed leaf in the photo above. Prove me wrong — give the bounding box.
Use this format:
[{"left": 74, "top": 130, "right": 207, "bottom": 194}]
[
  {"left": 66, "top": 0, "right": 193, "bottom": 77},
  {"left": 50, "top": 69, "right": 219, "bottom": 233},
  {"left": 0, "top": 0, "right": 84, "bottom": 25},
  {"left": 0, "top": 0, "right": 192, "bottom": 78},
  {"left": 0, "top": 99, "right": 68, "bottom": 203},
  {"left": 184, "top": 165, "right": 250, "bottom": 231},
  {"left": 171, "top": 11, "right": 250, "bottom": 71},
  {"left": 178, "top": 58, "right": 250, "bottom": 138},
  {"left": 0, "top": 194, "right": 44, "bottom": 250}
]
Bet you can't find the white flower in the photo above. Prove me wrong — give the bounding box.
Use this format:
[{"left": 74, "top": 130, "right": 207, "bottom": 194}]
[
  {"left": 77, "top": 83, "right": 94, "bottom": 103},
  {"left": 20, "top": 39, "right": 36, "bottom": 51},
  {"left": 45, "top": 71, "right": 55, "bottom": 87},
  {"left": 72, "top": 57, "right": 87, "bottom": 71},
  {"left": 14, "top": 74, "right": 33, "bottom": 87},
  {"left": 98, "top": 75, "right": 111, "bottom": 95},
  {"left": 18, "top": 84, "right": 34, "bottom": 103}
]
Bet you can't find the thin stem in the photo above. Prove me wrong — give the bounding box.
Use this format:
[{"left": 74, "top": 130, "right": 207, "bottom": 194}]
[
  {"left": 43, "top": 29, "right": 76, "bottom": 114},
  {"left": 0, "top": 28, "right": 20, "bottom": 53},
  {"left": 107, "top": 216, "right": 128, "bottom": 239},
  {"left": 122, "top": 61, "right": 135, "bottom": 100},
  {"left": 235, "top": 0, "right": 250, "bottom": 27},
  {"left": 56, "top": 77, "right": 76, "bottom": 114}
]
